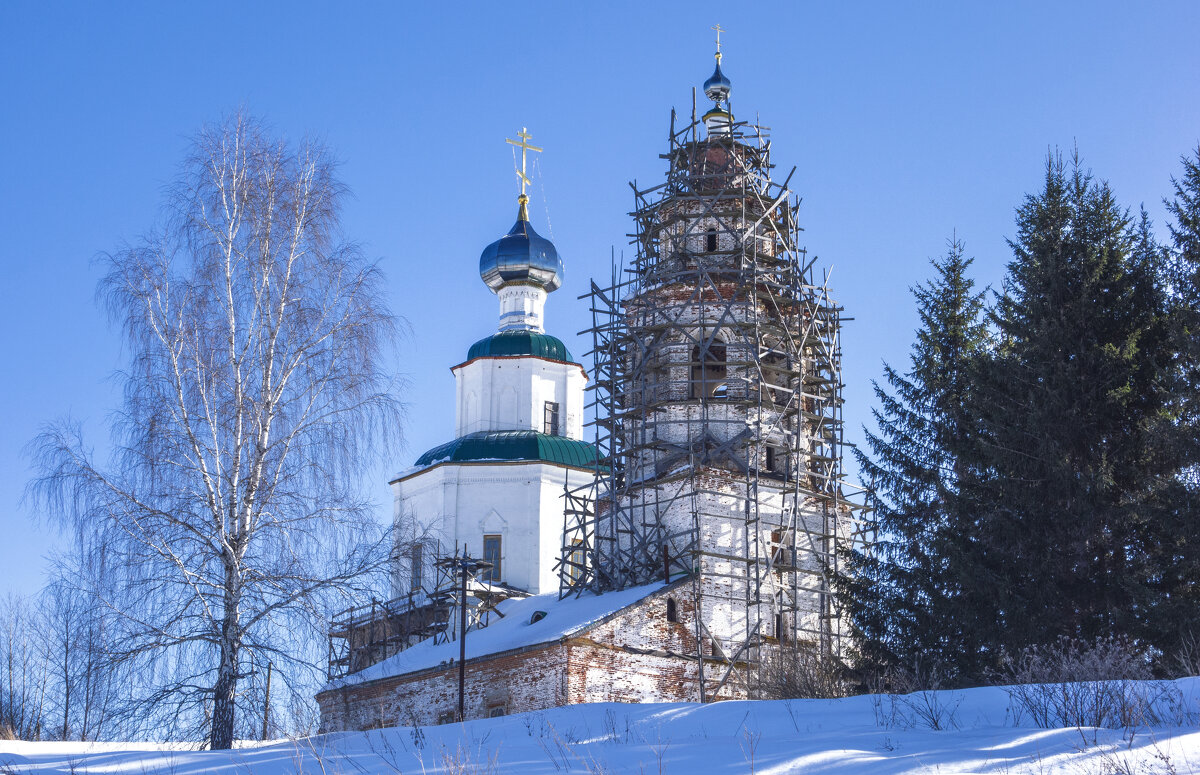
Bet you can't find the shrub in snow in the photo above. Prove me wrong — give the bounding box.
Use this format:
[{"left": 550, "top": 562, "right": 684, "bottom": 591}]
[
  {"left": 998, "top": 636, "right": 1184, "bottom": 730},
  {"left": 755, "top": 644, "right": 850, "bottom": 699},
  {"left": 869, "top": 659, "right": 963, "bottom": 731},
  {"left": 1174, "top": 631, "right": 1200, "bottom": 678}
]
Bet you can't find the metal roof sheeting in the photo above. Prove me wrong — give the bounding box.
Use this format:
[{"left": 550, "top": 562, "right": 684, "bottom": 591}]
[
  {"left": 414, "top": 430, "right": 601, "bottom": 469},
  {"left": 465, "top": 331, "right": 575, "bottom": 363}
]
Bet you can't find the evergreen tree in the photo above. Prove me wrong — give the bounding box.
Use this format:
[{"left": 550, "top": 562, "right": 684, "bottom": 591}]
[
  {"left": 1152, "top": 145, "right": 1200, "bottom": 653},
  {"left": 962, "top": 152, "right": 1178, "bottom": 661},
  {"left": 1165, "top": 145, "right": 1200, "bottom": 291},
  {"left": 840, "top": 237, "right": 988, "bottom": 679},
  {"left": 1165, "top": 146, "right": 1200, "bottom": 421}
]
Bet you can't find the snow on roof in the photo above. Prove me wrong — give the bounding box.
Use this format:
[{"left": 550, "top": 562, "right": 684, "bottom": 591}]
[{"left": 325, "top": 579, "right": 671, "bottom": 690}]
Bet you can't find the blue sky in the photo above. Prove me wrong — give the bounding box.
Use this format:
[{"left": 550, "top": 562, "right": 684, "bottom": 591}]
[{"left": 1, "top": 1, "right": 1198, "bottom": 595}]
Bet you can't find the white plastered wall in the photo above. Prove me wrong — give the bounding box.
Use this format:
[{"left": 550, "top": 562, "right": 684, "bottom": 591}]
[
  {"left": 391, "top": 461, "right": 595, "bottom": 596},
  {"left": 452, "top": 357, "right": 586, "bottom": 439}
]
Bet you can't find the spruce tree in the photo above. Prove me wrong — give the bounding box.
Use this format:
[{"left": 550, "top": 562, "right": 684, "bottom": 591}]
[
  {"left": 1152, "top": 146, "right": 1200, "bottom": 653},
  {"left": 840, "top": 237, "right": 988, "bottom": 679},
  {"left": 963, "top": 152, "right": 1177, "bottom": 660},
  {"left": 1166, "top": 145, "right": 1200, "bottom": 289}
]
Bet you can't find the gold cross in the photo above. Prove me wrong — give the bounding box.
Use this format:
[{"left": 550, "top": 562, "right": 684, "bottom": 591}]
[
  {"left": 505, "top": 127, "right": 543, "bottom": 199},
  {"left": 712, "top": 23, "right": 725, "bottom": 59}
]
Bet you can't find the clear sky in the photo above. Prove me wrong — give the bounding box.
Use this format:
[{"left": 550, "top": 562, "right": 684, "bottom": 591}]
[{"left": 1, "top": 2, "right": 1198, "bottom": 596}]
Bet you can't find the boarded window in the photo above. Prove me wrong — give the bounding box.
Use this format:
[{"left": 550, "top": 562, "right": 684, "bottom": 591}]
[
  {"left": 666, "top": 597, "right": 679, "bottom": 623},
  {"left": 483, "top": 534, "right": 502, "bottom": 582},
  {"left": 770, "top": 529, "right": 794, "bottom": 569},
  {"left": 544, "top": 401, "right": 560, "bottom": 436}
]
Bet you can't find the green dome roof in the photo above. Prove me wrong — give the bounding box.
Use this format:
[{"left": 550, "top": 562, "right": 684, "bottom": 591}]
[
  {"left": 466, "top": 331, "right": 575, "bottom": 363},
  {"left": 414, "top": 430, "right": 601, "bottom": 469}
]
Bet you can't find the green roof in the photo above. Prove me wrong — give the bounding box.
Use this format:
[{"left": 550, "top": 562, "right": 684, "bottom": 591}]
[
  {"left": 414, "top": 430, "right": 601, "bottom": 469},
  {"left": 465, "top": 331, "right": 575, "bottom": 364}
]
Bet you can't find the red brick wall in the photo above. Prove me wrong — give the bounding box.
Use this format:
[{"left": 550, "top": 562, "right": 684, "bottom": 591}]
[
  {"left": 565, "top": 583, "right": 744, "bottom": 704},
  {"left": 567, "top": 644, "right": 700, "bottom": 704},
  {"left": 316, "top": 643, "right": 568, "bottom": 731}
]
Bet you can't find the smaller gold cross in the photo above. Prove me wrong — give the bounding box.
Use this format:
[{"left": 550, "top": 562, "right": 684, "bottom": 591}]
[
  {"left": 505, "top": 127, "right": 544, "bottom": 199},
  {"left": 712, "top": 23, "right": 725, "bottom": 60}
]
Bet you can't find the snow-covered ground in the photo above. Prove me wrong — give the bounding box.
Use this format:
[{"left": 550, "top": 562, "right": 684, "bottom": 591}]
[{"left": 3, "top": 679, "right": 1198, "bottom": 774}]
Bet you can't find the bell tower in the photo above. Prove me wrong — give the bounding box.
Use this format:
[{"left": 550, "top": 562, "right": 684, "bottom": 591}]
[{"left": 561, "top": 36, "right": 868, "bottom": 700}]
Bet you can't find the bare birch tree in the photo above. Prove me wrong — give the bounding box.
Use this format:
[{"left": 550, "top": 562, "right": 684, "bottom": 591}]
[
  {"left": 40, "top": 534, "right": 124, "bottom": 742},
  {"left": 28, "top": 113, "right": 402, "bottom": 749},
  {"left": 0, "top": 595, "right": 48, "bottom": 740}
]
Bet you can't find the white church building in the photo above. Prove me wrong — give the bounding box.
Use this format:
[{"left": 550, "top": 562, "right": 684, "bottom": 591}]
[{"left": 389, "top": 188, "right": 596, "bottom": 597}]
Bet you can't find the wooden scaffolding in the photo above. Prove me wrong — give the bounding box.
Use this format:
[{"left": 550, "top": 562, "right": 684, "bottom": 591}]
[{"left": 557, "top": 103, "right": 870, "bottom": 699}]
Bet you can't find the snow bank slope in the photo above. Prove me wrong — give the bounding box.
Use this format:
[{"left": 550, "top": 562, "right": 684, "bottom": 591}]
[{"left": 3, "top": 679, "right": 1198, "bottom": 774}]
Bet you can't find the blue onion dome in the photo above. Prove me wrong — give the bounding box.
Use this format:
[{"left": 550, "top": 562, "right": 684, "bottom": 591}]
[
  {"left": 704, "top": 60, "right": 731, "bottom": 104},
  {"left": 479, "top": 194, "right": 563, "bottom": 293}
]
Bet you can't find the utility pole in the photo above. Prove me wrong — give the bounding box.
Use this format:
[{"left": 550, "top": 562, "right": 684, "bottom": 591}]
[
  {"left": 458, "top": 557, "right": 467, "bottom": 722},
  {"left": 434, "top": 548, "right": 492, "bottom": 723},
  {"left": 261, "top": 661, "right": 272, "bottom": 741}
]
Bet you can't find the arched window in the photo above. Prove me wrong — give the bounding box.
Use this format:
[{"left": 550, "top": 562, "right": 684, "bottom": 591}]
[
  {"left": 691, "top": 341, "right": 727, "bottom": 399},
  {"left": 666, "top": 597, "right": 679, "bottom": 623},
  {"left": 705, "top": 227, "right": 717, "bottom": 252}
]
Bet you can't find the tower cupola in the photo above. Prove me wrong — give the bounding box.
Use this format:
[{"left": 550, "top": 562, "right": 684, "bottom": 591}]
[
  {"left": 478, "top": 196, "right": 563, "bottom": 294},
  {"left": 703, "top": 62, "right": 731, "bottom": 104},
  {"left": 477, "top": 128, "right": 563, "bottom": 332},
  {"left": 702, "top": 24, "right": 733, "bottom": 138}
]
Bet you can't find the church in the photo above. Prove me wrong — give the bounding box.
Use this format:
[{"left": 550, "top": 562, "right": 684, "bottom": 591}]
[
  {"left": 317, "top": 36, "right": 865, "bottom": 731},
  {"left": 391, "top": 169, "right": 594, "bottom": 600}
]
